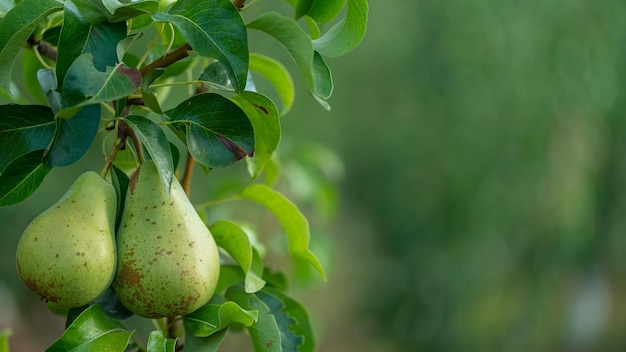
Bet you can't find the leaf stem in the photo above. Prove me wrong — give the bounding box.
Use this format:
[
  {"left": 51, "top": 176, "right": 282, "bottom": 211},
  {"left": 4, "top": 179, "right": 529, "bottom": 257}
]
[
  {"left": 140, "top": 43, "right": 192, "bottom": 77},
  {"left": 136, "top": 22, "right": 165, "bottom": 69}
]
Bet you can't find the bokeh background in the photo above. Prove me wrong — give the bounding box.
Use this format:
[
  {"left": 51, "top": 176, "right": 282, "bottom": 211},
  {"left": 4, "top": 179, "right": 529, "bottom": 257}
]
[{"left": 4, "top": 0, "right": 626, "bottom": 351}]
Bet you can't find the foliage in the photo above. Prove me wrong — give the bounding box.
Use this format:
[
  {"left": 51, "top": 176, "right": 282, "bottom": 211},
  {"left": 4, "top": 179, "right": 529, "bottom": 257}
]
[{"left": 0, "top": 0, "right": 368, "bottom": 351}]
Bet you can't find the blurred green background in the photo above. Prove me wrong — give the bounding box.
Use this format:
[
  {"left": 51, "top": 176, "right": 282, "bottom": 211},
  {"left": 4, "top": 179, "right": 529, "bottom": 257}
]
[{"left": 4, "top": 0, "right": 626, "bottom": 351}]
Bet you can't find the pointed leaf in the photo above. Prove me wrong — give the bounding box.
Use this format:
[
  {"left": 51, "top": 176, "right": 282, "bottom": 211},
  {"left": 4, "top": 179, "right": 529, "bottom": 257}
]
[
  {"left": 184, "top": 300, "right": 258, "bottom": 337},
  {"left": 0, "top": 0, "right": 63, "bottom": 92},
  {"left": 249, "top": 53, "right": 294, "bottom": 115},
  {"left": 44, "top": 104, "right": 101, "bottom": 167},
  {"left": 73, "top": 0, "right": 159, "bottom": 24},
  {"left": 312, "top": 0, "right": 369, "bottom": 57},
  {"left": 152, "top": 0, "right": 248, "bottom": 92},
  {"left": 238, "top": 184, "right": 326, "bottom": 280},
  {"left": 167, "top": 93, "right": 254, "bottom": 168},
  {"left": 46, "top": 305, "right": 133, "bottom": 352},
  {"left": 147, "top": 330, "right": 177, "bottom": 352},
  {"left": 141, "top": 68, "right": 165, "bottom": 114},
  {"left": 198, "top": 61, "right": 236, "bottom": 92},
  {"left": 211, "top": 220, "right": 266, "bottom": 293},
  {"left": 0, "top": 104, "right": 55, "bottom": 172},
  {"left": 123, "top": 115, "right": 173, "bottom": 194},
  {"left": 230, "top": 92, "right": 280, "bottom": 180},
  {"left": 0, "top": 150, "right": 51, "bottom": 206},
  {"left": 225, "top": 285, "right": 281, "bottom": 352}
]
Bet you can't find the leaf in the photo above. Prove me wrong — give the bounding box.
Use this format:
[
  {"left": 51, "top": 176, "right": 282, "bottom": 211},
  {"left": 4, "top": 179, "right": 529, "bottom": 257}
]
[
  {"left": 167, "top": 93, "right": 254, "bottom": 168},
  {"left": 0, "top": 150, "right": 51, "bottom": 206},
  {"left": 184, "top": 300, "right": 258, "bottom": 337},
  {"left": 43, "top": 104, "right": 101, "bottom": 167},
  {"left": 238, "top": 184, "right": 326, "bottom": 280},
  {"left": 46, "top": 305, "right": 133, "bottom": 352},
  {"left": 72, "top": 0, "right": 159, "bottom": 24},
  {"left": 0, "top": 0, "right": 63, "bottom": 92},
  {"left": 198, "top": 61, "right": 236, "bottom": 92},
  {"left": 225, "top": 285, "right": 281, "bottom": 352},
  {"left": 312, "top": 51, "right": 333, "bottom": 110},
  {"left": 211, "top": 220, "right": 266, "bottom": 293},
  {"left": 37, "top": 69, "right": 62, "bottom": 112},
  {"left": 257, "top": 288, "right": 314, "bottom": 352},
  {"left": 141, "top": 68, "right": 165, "bottom": 114},
  {"left": 21, "top": 49, "right": 48, "bottom": 105},
  {"left": 92, "top": 286, "right": 134, "bottom": 321},
  {"left": 184, "top": 328, "right": 226, "bottom": 352},
  {"left": 117, "top": 32, "right": 144, "bottom": 63},
  {"left": 215, "top": 265, "right": 245, "bottom": 295},
  {"left": 146, "top": 330, "right": 177, "bottom": 352},
  {"left": 123, "top": 115, "right": 173, "bottom": 194},
  {"left": 312, "top": 0, "right": 369, "bottom": 57},
  {"left": 110, "top": 164, "right": 129, "bottom": 231},
  {"left": 249, "top": 53, "right": 295, "bottom": 115},
  {"left": 304, "top": 0, "right": 347, "bottom": 23},
  {"left": 0, "top": 104, "right": 55, "bottom": 172},
  {"left": 59, "top": 53, "right": 141, "bottom": 117},
  {"left": 0, "top": 328, "right": 11, "bottom": 352},
  {"left": 230, "top": 92, "right": 280, "bottom": 180},
  {"left": 56, "top": 3, "right": 128, "bottom": 90},
  {"left": 152, "top": 0, "right": 248, "bottom": 93}
]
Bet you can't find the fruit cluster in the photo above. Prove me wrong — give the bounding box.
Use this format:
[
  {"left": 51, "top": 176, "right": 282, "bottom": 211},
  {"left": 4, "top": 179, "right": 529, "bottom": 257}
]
[{"left": 15, "top": 160, "right": 220, "bottom": 318}]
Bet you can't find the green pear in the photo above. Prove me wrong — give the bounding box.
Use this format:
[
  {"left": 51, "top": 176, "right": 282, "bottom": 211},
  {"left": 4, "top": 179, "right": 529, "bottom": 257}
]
[
  {"left": 16, "top": 171, "right": 117, "bottom": 308},
  {"left": 113, "top": 160, "right": 220, "bottom": 318}
]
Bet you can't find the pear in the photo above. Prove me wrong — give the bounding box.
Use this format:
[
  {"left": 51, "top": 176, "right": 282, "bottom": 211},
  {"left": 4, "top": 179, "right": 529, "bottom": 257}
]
[
  {"left": 113, "top": 160, "right": 220, "bottom": 318},
  {"left": 16, "top": 171, "right": 117, "bottom": 308}
]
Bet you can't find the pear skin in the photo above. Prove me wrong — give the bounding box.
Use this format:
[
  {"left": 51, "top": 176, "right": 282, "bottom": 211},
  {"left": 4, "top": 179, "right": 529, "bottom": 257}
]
[
  {"left": 16, "top": 171, "right": 117, "bottom": 308},
  {"left": 113, "top": 160, "right": 220, "bottom": 318}
]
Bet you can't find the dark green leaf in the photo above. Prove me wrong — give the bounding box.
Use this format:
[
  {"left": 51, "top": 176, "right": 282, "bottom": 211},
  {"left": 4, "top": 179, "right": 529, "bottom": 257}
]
[
  {"left": 230, "top": 92, "right": 280, "bottom": 180},
  {"left": 72, "top": 0, "right": 159, "bottom": 24},
  {"left": 0, "top": 150, "right": 51, "bottom": 206},
  {"left": 225, "top": 285, "right": 281, "bottom": 352},
  {"left": 238, "top": 184, "right": 326, "bottom": 280},
  {"left": 294, "top": 0, "right": 313, "bottom": 19},
  {"left": 110, "top": 164, "right": 129, "bottom": 231},
  {"left": 42, "top": 25, "right": 62, "bottom": 46},
  {"left": 147, "top": 330, "right": 177, "bottom": 352},
  {"left": 44, "top": 104, "right": 101, "bottom": 167},
  {"left": 46, "top": 305, "right": 133, "bottom": 352},
  {"left": 198, "top": 61, "right": 235, "bottom": 92},
  {"left": 92, "top": 286, "right": 134, "bottom": 321},
  {"left": 184, "top": 300, "right": 257, "bottom": 337},
  {"left": 257, "top": 288, "right": 315, "bottom": 352},
  {"left": 249, "top": 53, "right": 294, "bottom": 115},
  {"left": 123, "top": 115, "right": 173, "bottom": 195},
  {"left": 312, "top": 0, "right": 369, "bottom": 57},
  {"left": 305, "top": 0, "right": 347, "bottom": 23},
  {"left": 184, "top": 328, "right": 226, "bottom": 352},
  {"left": 141, "top": 68, "right": 165, "bottom": 114},
  {"left": 152, "top": 0, "right": 248, "bottom": 92},
  {"left": 0, "top": 0, "right": 63, "bottom": 92},
  {"left": 37, "top": 69, "right": 62, "bottom": 112},
  {"left": 211, "top": 220, "right": 266, "bottom": 293},
  {"left": 215, "top": 265, "right": 245, "bottom": 295},
  {"left": 0, "top": 104, "right": 55, "bottom": 172},
  {"left": 167, "top": 93, "right": 254, "bottom": 168}
]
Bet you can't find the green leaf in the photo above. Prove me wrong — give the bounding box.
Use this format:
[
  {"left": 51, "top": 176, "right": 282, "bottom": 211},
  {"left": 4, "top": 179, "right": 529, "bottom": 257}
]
[
  {"left": 117, "top": 32, "right": 144, "bottom": 63},
  {"left": 211, "top": 220, "right": 266, "bottom": 293},
  {"left": 56, "top": 4, "right": 128, "bottom": 90},
  {"left": 147, "top": 330, "right": 177, "bottom": 352},
  {"left": 46, "top": 305, "right": 133, "bottom": 352},
  {"left": 294, "top": 0, "right": 313, "bottom": 19},
  {"left": 37, "top": 69, "right": 62, "bottom": 112},
  {"left": 0, "top": 328, "right": 11, "bottom": 352},
  {"left": 0, "top": 104, "right": 55, "bottom": 172},
  {"left": 305, "top": 0, "right": 347, "bottom": 23},
  {"left": 312, "top": 0, "right": 369, "bottom": 57},
  {"left": 152, "top": 0, "right": 248, "bottom": 93},
  {"left": 238, "top": 184, "right": 326, "bottom": 280},
  {"left": 230, "top": 92, "right": 280, "bottom": 180},
  {"left": 215, "top": 265, "right": 245, "bottom": 295},
  {"left": 59, "top": 53, "right": 141, "bottom": 117},
  {"left": 167, "top": 93, "right": 254, "bottom": 168},
  {"left": 184, "top": 328, "right": 226, "bottom": 352},
  {"left": 44, "top": 104, "right": 101, "bottom": 167},
  {"left": 0, "top": 0, "right": 63, "bottom": 92},
  {"left": 249, "top": 53, "right": 294, "bottom": 115},
  {"left": 198, "top": 61, "right": 236, "bottom": 92},
  {"left": 110, "top": 164, "right": 129, "bottom": 231},
  {"left": 225, "top": 285, "right": 281, "bottom": 352},
  {"left": 141, "top": 68, "right": 164, "bottom": 114},
  {"left": 184, "top": 300, "right": 258, "bottom": 337},
  {"left": 21, "top": 49, "right": 48, "bottom": 105},
  {"left": 0, "top": 150, "right": 51, "bottom": 206},
  {"left": 257, "top": 288, "right": 315, "bottom": 352},
  {"left": 312, "top": 51, "right": 333, "bottom": 110},
  {"left": 92, "top": 287, "right": 134, "bottom": 321},
  {"left": 72, "top": 0, "right": 159, "bottom": 24}
]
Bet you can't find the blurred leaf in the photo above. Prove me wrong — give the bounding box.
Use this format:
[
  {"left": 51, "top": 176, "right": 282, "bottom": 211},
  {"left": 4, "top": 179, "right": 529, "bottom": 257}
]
[
  {"left": 42, "top": 25, "right": 61, "bottom": 46},
  {"left": 184, "top": 300, "right": 258, "bottom": 337},
  {"left": 306, "top": 0, "right": 347, "bottom": 23},
  {"left": 123, "top": 115, "right": 173, "bottom": 195},
  {"left": 116, "top": 32, "right": 144, "bottom": 62},
  {"left": 0, "top": 328, "right": 11, "bottom": 352},
  {"left": 257, "top": 288, "right": 314, "bottom": 352},
  {"left": 59, "top": 54, "right": 141, "bottom": 117},
  {"left": 211, "top": 220, "right": 266, "bottom": 293},
  {"left": 0, "top": 0, "right": 15, "bottom": 15},
  {"left": 249, "top": 53, "right": 295, "bottom": 115},
  {"left": 0, "top": 0, "right": 63, "bottom": 92},
  {"left": 152, "top": 0, "right": 248, "bottom": 92},
  {"left": 44, "top": 104, "right": 101, "bottom": 167},
  {"left": 47, "top": 305, "right": 133, "bottom": 352},
  {"left": 0, "top": 150, "right": 51, "bottom": 206},
  {"left": 0, "top": 104, "right": 55, "bottom": 172},
  {"left": 147, "top": 330, "right": 177, "bottom": 352},
  {"left": 56, "top": 4, "right": 127, "bottom": 90},
  {"left": 304, "top": 16, "right": 320, "bottom": 39},
  {"left": 230, "top": 91, "right": 280, "bottom": 180},
  {"left": 238, "top": 184, "right": 326, "bottom": 280},
  {"left": 312, "top": 0, "right": 368, "bottom": 57},
  {"left": 21, "top": 49, "right": 48, "bottom": 105},
  {"left": 215, "top": 265, "right": 245, "bottom": 295},
  {"left": 312, "top": 51, "right": 333, "bottom": 110},
  {"left": 92, "top": 286, "right": 134, "bottom": 320},
  {"left": 225, "top": 285, "right": 281, "bottom": 352},
  {"left": 72, "top": 0, "right": 159, "bottom": 24},
  {"left": 167, "top": 93, "right": 254, "bottom": 168},
  {"left": 184, "top": 328, "right": 226, "bottom": 352}
]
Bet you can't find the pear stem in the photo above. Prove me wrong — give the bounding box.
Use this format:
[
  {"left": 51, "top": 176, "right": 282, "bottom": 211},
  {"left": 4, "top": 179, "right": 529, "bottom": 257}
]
[{"left": 181, "top": 154, "right": 195, "bottom": 196}]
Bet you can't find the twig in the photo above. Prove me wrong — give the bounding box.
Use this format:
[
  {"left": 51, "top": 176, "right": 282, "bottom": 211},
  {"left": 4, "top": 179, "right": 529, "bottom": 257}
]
[
  {"left": 27, "top": 36, "right": 57, "bottom": 61},
  {"left": 140, "top": 43, "right": 192, "bottom": 77},
  {"left": 233, "top": 0, "right": 246, "bottom": 10}
]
